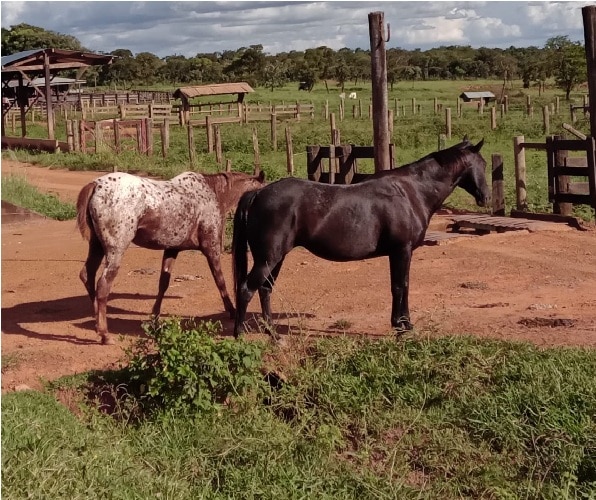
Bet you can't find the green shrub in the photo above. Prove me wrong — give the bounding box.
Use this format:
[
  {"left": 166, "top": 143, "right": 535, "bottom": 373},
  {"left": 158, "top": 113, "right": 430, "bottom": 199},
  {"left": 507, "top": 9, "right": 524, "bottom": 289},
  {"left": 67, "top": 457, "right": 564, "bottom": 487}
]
[{"left": 125, "top": 318, "right": 267, "bottom": 413}]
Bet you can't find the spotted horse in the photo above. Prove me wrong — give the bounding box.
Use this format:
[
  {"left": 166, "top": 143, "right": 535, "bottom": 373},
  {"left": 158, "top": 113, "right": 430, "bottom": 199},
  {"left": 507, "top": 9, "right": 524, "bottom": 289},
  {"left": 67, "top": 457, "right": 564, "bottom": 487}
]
[{"left": 76, "top": 170, "right": 265, "bottom": 344}]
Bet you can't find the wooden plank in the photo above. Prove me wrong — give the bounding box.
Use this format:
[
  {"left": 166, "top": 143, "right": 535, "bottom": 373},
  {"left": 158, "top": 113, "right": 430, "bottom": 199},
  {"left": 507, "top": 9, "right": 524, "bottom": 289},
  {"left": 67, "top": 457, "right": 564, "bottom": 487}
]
[
  {"left": 564, "top": 156, "right": 588, "bottom": 167},
  {"left": 566, "top": 182, "right": 590, "bottom": 195},
  {"left": 553, "top": 166, "right": 588, "bottom": 176},
  {"left": 510, "top": 209, "right": 586, "bottom": 229}
]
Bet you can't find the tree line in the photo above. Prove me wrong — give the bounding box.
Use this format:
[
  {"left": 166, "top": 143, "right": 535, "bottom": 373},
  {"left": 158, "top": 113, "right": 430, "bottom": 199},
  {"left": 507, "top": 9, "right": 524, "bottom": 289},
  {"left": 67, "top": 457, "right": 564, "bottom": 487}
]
[{"left": 1, "top": 23, "right": 588, "bottom": 99}]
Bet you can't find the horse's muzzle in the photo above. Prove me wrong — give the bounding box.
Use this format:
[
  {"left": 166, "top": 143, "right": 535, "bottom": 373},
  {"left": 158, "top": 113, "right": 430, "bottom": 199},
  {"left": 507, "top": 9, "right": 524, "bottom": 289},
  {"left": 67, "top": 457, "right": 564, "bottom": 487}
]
[{"left": 476, "top": 193, "right": 489, "bottom": 207}]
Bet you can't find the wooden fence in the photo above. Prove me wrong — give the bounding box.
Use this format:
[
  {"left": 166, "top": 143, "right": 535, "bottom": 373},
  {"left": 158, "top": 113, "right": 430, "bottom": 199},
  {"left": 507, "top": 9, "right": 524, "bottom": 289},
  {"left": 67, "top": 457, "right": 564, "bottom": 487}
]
[{"left": 307, "top": 144, "right": 396, "bottom": 184}]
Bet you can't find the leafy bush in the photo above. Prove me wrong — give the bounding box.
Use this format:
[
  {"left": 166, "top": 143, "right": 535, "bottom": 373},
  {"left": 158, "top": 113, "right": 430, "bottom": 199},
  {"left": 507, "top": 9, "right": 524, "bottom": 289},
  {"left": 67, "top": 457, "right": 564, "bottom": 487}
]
[{"left": 125, "top": 318, "right": 267, "bottom": 413}]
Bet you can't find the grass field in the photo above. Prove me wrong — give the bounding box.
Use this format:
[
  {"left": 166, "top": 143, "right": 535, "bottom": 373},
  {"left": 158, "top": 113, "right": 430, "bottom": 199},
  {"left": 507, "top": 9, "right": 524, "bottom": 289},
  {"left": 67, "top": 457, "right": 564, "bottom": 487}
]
[
  {"left": 2, "top": 78, "right": 593, "bottom": 220},
  {"left": 2, "top": 328, "right": 595, "bottom": 499}
]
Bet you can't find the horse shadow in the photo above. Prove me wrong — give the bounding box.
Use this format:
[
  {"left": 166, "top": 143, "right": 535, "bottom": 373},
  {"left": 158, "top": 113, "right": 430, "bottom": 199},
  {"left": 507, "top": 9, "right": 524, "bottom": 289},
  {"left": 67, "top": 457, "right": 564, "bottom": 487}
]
[
  {"left": 2, "top": 293, "right": 164, "bottom": 345},
  {"left": 2, "top": 294, "right": 317, "bottom": 344}
]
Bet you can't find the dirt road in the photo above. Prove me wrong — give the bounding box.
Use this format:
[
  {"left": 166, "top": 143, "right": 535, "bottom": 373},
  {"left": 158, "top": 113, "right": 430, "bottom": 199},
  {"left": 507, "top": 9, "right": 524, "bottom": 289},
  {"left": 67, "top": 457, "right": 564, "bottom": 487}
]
[{"left": 2, "top": 161, "right": 596, "bottom": 392}]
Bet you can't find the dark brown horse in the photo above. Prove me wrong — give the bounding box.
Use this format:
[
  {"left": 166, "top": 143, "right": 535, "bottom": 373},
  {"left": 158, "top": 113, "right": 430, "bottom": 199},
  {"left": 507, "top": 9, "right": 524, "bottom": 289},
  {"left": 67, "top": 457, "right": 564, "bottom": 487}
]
[
  {"left": 232, "top": 139, "right": 488, "bottom": 339},
  {"left": 77, "top": 170, "right": 265, "bottom": 344}
]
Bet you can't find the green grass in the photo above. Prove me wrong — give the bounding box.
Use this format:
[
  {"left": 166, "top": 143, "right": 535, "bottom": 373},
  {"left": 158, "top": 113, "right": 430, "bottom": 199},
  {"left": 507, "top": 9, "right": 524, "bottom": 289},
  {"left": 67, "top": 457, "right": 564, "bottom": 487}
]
[
  {"left": 1, "top": 175, "right": 77, "bottom": 220},
  {"left": 2, "top": 332, "right": 595, "bottom": 499}
]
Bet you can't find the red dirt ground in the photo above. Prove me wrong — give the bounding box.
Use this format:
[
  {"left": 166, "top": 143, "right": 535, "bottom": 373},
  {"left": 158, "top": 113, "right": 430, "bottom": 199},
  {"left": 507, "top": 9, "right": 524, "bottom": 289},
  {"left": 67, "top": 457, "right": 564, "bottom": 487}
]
[{"left": 2, "top": 160, "right": 596, "bottom": 392}]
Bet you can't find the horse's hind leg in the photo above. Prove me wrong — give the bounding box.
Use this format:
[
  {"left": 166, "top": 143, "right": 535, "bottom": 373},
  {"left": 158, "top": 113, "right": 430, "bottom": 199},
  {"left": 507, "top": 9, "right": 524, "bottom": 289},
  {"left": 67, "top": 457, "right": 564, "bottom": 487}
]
[
  {"left": 257, "top": 258, "right": 285, "bottom": 336},
  {"left": 95, "top": 250, "right": 124, "bottom": 345},
  {"left": 235, "top": 259, "right": 281, "bottom": 339},
  {"left": 151, "top": 249, "right": 180, "bottom": 317},
  {"left": 202, "top": 246, "right": 235, "bottom": 318},
  {"left": 79, "top": 235, "right": 104, "bottom": 309}
]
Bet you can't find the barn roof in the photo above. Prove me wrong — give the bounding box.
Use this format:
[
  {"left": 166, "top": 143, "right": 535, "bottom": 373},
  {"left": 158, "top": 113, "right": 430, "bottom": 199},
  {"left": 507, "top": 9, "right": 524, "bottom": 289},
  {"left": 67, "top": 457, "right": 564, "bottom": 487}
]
[
  {"left": 1, "top": 48, "right": 115, "bottom": 81},
  {"left": 173, "top": 82, "right": 255, "bottom": 100},
  {"left": 459, "top": 91, "right": 495, "bottom": 99}
]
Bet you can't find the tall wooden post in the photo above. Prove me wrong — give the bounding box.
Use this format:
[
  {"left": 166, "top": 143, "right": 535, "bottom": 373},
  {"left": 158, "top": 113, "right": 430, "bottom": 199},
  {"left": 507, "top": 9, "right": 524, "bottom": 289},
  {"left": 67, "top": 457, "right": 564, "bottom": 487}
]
[
  {"left": 368, "top": 11, "right": 390, "bottom": 171},
  {"left": 491, "top": 153, "right": 505, "bottom": 216},
  {"left": 513, "top": 135, "right": 527, "bottom": 210},
  {"left": 583, "top": 5, "right": 596, "bottom": 138},
  {"left": 43, "top": 52, "right": 55, "bottom": 140}
]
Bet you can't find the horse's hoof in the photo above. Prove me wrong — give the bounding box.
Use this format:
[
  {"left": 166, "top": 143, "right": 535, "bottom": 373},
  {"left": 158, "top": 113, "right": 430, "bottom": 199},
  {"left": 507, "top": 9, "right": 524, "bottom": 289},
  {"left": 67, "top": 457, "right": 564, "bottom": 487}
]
[{"left": 101, "top": 335, "right": 115, "bottom": 345}]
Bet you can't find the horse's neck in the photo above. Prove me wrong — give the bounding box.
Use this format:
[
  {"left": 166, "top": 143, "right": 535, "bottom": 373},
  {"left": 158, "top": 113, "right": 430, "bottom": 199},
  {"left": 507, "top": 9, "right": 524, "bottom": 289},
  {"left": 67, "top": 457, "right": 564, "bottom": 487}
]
[{"left": 409, "top": 155, "right": 466, "bottom": 215}]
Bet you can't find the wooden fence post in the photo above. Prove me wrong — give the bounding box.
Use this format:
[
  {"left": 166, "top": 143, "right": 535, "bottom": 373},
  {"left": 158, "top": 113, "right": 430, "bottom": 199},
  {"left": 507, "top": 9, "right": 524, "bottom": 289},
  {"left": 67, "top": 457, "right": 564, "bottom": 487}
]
[
  {"left": 328, "top": 142, "right": 336, "bottom": 185},
  {"left": 438, "top": 133, "right": 446, "bottom": 151},
  {"left": 214, "top": 124, "right": 222, "bottom": 164},
  {"left": 490, "top": 106, "right": 497, "bottom": 130},
  {"left": 145, "top": 118, "right": 153, "bottom": 156},
  {"left": 226, "top": 159, "right": 232, "bottom": 172},
  {"left": 285, "top": 126, "right": 294, "bottom": 176},
  {"left": 66, "top": 120, "right": 74, "bottom": 152},
  {"left": 206, "top": 115, "right": 213, "bottom": 153},
  {"left": 445, "top": 108, "right": 452, "bottom": 139},
  {"left": 542, "top": 105, "right": 550, "bottom": 135},
  {"left": 160, "top": 120, "right": 169, "bottom": 158},
  {"left": 270, "top": 111, "right": 277, "bottom": 151},
  {"left": 73, "top": 119, "right": 80, "bottom": 152},
  {"left": 513, "top": 135, "right": 527, "bottom": 210},
  {"left": 113, "top": 119, "right": 121, "bottom": 153},
  {"left": 187, "top": 124, "right": 196, "bottom": 167},
  {"left": 95, "top": 122, "right": 104, "bottom": 153},
  {"left": 252, "top": 127, "right": 260, "bottom": 174},
  {"left": 491, "top": 153, "right": 505, "bottom": 216}
]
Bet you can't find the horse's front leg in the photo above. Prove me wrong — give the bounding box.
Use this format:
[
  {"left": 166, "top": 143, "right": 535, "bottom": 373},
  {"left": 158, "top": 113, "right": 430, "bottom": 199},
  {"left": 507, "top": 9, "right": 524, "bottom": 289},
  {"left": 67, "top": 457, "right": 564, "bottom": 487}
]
[
  {"left": 388, "top": 246, "right": 413, "bottom": 333},
  {"left": 202, "top": 244, "right": 235, "bottom": 318},
  {"left": 152, "top": 248, "right": 180, "bottom": 317}
]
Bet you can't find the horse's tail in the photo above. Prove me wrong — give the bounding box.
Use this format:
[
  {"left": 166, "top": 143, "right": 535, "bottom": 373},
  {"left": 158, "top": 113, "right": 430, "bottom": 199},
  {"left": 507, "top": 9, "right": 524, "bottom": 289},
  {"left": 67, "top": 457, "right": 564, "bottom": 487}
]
[
  {"left": 232, "top": 189, "right": 259, "bottom": 302},
  {"left": 76, "top": 182, "right": 96, "bottom": 241}
]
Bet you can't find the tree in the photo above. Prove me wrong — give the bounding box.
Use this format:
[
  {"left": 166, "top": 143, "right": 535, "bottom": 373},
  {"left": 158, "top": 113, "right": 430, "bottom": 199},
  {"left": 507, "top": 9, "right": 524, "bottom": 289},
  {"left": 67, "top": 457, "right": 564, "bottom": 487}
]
[
  {"left": 545, "top": 36, "right": 587, "bottom": 100},
  {"left": 1, "top": 23, "right": 85, "bottom": 55}
]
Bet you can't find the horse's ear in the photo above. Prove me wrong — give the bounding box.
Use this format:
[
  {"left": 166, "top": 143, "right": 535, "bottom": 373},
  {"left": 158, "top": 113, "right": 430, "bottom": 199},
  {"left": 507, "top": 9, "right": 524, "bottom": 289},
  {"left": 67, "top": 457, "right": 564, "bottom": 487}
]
[
  {"left": 257, "top": 170, "right": 266, "bottom": 182},
  {"left": 471, "top": 138, "right": 484, "bottom": 153},
  {"left": 462, "top": 134, "right": 469, "bottom": 143}
]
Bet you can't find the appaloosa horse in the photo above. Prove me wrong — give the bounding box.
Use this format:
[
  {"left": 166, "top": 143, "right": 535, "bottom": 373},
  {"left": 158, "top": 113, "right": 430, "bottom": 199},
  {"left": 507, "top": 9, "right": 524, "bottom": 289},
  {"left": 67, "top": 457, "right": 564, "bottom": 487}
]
[
  {"left": 232, "top": 138, "right": 489, "bottom": 339},
  {"left": 77, "top": 170, "right": 265, "bottom": 344}
]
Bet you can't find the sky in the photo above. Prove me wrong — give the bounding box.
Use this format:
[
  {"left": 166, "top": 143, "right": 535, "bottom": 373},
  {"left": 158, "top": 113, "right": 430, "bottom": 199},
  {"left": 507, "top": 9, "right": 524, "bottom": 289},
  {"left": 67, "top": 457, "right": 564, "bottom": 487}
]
[{"left": 1, "top": 1, "right": 592, "bottom": 57}]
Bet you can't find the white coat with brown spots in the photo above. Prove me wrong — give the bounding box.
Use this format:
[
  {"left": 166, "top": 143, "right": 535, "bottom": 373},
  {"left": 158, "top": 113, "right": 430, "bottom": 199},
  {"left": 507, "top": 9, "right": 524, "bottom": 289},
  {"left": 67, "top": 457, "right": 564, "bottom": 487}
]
[{"left": 76, "top": 170, "right": 265, "bottom": 344}]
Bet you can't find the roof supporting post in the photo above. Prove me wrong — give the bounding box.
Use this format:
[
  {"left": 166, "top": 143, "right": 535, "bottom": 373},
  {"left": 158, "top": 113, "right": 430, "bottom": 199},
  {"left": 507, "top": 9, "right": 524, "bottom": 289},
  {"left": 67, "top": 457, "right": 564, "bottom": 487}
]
[{"left": 43, "top": 51, "right": 55, "bottom": 140}]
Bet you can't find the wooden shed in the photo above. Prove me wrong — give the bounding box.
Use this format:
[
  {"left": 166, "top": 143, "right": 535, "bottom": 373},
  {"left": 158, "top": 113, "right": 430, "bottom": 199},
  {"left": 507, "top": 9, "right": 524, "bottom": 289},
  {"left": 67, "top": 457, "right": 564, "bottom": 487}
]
[
  {"left": 459, "top": 91, "right": 495, "bottom": 104},
  {"left": 173, "top": 82, "right": 254, "bottom": 124},
  {"left": 2, "top": 48, "right": 115, "bottom": 140}
]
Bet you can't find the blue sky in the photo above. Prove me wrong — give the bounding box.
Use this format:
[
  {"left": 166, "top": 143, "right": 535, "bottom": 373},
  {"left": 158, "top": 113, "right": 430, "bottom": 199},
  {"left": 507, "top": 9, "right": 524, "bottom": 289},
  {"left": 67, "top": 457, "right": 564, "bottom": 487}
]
[{"left": 2, "top": 1, "right": 592, "bottom": 57}]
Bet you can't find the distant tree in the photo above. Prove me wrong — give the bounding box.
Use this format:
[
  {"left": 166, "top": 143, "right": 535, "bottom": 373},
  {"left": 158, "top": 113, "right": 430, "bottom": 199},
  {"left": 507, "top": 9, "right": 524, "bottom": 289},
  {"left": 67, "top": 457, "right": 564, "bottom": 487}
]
[
  {"left": 134, "top": 52, "right": 163, "bottom": 85},
  {"left": 262, "top": 58, "right": 288, "bottom": 91},
  {"left": 1, "top": 23, "right": 85, "bottom": 55},
  {"left": 96, "top": 49, "right": 131, "bottom": 86},
  {"left": 544, "top": 36, "right": 586, "bottom": 100}
]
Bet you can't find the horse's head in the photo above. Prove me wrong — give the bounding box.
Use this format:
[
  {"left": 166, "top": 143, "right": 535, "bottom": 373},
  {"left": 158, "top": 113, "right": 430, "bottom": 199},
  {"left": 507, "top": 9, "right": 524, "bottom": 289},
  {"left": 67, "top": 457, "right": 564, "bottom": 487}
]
[{"left": 458, "top": 139, "right": 490, "bottom": 207}]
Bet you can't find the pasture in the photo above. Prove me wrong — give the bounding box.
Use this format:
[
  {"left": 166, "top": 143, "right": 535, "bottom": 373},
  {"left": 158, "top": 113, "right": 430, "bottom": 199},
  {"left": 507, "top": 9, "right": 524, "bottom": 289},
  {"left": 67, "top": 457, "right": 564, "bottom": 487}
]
[
  {"left": 4, "top": 78, "right": 594, "bottom": 219},
  {"left": 2, "top": 77, "right": 595, "bottom": 497}
]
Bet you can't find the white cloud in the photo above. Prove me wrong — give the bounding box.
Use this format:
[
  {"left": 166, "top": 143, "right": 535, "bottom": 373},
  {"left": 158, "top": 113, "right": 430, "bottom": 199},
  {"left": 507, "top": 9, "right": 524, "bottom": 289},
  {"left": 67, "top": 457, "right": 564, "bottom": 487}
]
[{"left": 1, "top": 1, "right": 592, "bottom": 56}]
